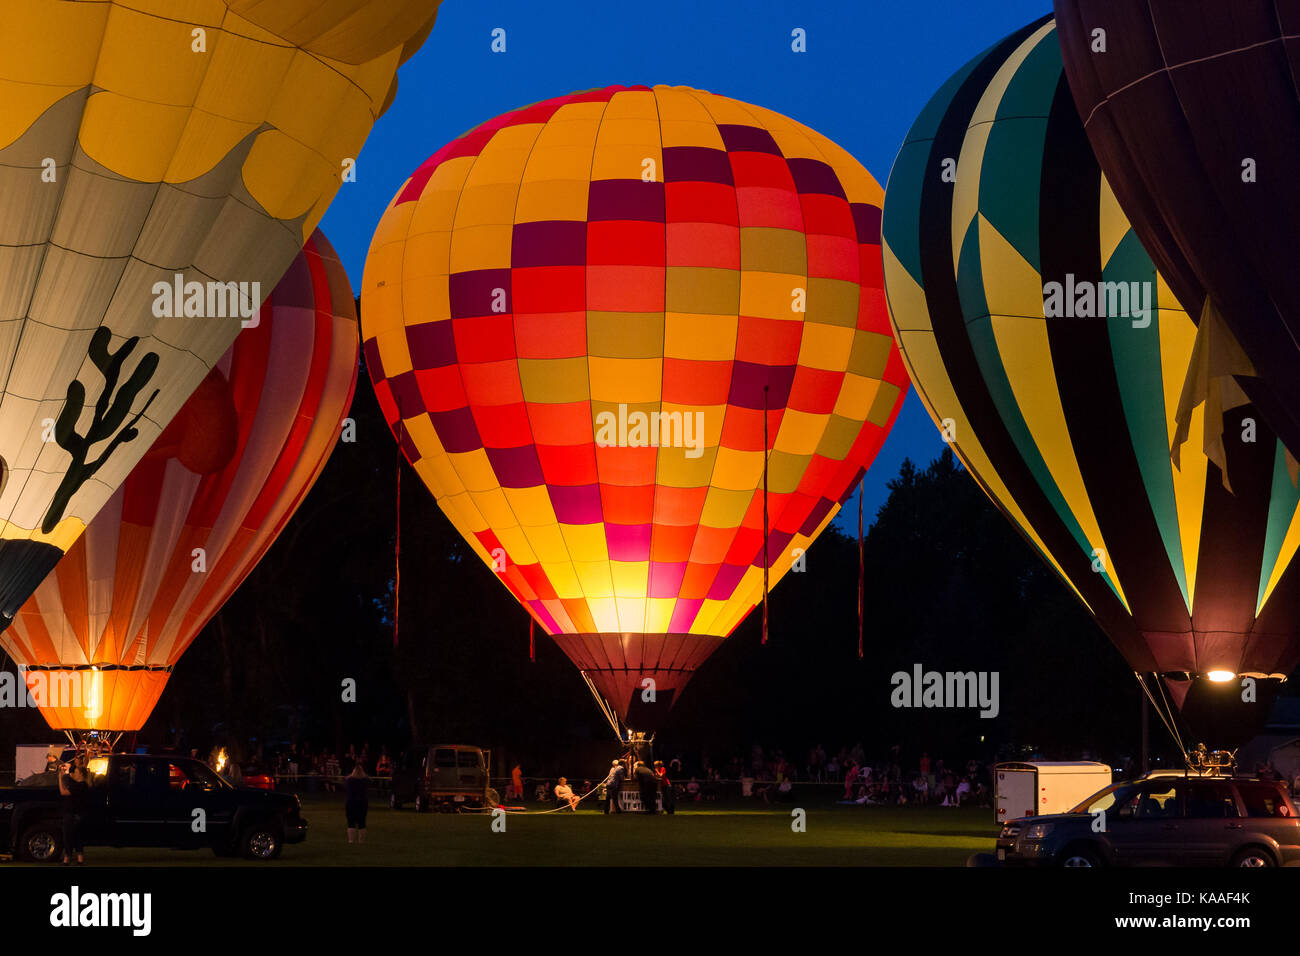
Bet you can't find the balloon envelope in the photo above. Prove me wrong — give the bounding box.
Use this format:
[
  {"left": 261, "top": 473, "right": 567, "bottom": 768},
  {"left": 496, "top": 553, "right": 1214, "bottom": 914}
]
[
  {"left": 363, "top": 85, "right": 908, "bottom": 725},
  {"left": 1054, "top": 0, "right": 1300, "bottom": 463},
  {"left": 0, "top": 0, "right": 431, "bottom": 630},
  {"left": 882, "top": 17, "right": 1300, "bottom": 745},
  {"left": 1, "top": 230, "right": 359, "bottom": 733}
]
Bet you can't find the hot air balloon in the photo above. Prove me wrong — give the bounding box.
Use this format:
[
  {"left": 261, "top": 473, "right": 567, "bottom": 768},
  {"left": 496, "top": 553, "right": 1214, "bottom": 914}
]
[
  {"left": 1054, "top": 1, "right": 1300, "bottom": 473},
  {"left": 0, "top": 0, "right": 436, "bottom": 631},
  {"left": 362, "top": 85, "right": 908, "bottom": 733},
  {"left": 882, "top": 17, "right": 1300, "bottom": 755},
  {"left": 0, "top": 229, "right": 359, "bottom": 739}
]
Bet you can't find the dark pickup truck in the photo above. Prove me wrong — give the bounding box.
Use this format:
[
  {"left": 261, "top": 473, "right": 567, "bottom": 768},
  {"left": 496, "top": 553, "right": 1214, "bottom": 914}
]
[{"left": 0, "top": 754, "right": 307, "bottom": 862}]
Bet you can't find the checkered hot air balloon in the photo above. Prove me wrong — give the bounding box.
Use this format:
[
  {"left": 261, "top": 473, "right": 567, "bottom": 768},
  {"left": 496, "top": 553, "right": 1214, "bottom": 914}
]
[
  {"left": 361, "top": 85, "right": 908, "bottom": 729},
  {"left": 0, "top": 0, "right": 437, "bottom": 633},
  {"left": 1, "top": 230, "right": 358, "bottom": 736}
]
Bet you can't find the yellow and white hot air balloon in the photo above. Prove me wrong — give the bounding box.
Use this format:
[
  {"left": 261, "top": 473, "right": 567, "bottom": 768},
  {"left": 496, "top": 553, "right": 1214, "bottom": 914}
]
[{"left": 0, "top": 0, "right": 439, "bottom": 628}]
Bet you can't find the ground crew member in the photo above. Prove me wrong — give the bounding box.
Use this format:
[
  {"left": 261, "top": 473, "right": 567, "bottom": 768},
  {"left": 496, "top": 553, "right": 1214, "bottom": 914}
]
[
  {"left": 634, "top": 760, "right": 658, "bottom": 814},
  {"left": 603, "top": 759, "right": 626, "bottom": 813},
  {"left": 655, "top": 759, "right": 675, "bottom": 815}
]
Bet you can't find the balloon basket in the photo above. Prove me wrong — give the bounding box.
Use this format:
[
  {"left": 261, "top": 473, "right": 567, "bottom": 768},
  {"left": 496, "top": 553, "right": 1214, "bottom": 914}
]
[
  {"left": 61, "top": 729, "right": 122, "bottom": 754},
  {"left": 1184, "top": 746, "right": 1237, "bottom": 777}
]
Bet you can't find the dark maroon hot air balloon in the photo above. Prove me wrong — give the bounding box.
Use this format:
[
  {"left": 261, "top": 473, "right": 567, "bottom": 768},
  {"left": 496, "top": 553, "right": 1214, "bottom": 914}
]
[{"left": 1055, "top": 0, "right": 1300, "bottom": 469}]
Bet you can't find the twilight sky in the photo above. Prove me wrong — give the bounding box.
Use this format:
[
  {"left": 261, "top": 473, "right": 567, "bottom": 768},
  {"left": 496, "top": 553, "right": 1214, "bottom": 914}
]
[{"left": 320, "top": 0, "right": 1054, "bottom": 529}]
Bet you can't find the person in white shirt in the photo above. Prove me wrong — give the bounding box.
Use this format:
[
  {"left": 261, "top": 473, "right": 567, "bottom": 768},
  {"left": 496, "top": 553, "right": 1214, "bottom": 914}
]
[{"left": 554, "top": 776, "right": 580, "bottom": 811}]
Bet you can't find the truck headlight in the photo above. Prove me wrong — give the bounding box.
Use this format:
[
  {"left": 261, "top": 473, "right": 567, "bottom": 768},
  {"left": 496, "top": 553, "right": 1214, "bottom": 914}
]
[{"left": 1025, "top": 822, "right": 1053, "bottom": 840}]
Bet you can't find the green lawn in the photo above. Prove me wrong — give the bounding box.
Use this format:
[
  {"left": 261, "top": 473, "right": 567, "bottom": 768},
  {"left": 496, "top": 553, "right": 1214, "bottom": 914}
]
[{"left": 15, "top": 795, "right": 1002, "bottom": 866}]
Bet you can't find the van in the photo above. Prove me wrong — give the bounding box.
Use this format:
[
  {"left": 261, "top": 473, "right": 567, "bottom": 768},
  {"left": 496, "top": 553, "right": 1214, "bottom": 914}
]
[{"left": 413, "top": 744, "right": 498, "bottom": 812}]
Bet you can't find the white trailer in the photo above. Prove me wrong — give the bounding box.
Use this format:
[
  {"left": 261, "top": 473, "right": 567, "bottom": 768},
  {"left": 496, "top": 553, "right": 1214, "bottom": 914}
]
[
  {"left": 995, "top": 761, "right": 1111, "bottom": 821},
  {"left": 14, "top": 744, "right": 63, "bottom": 784}
]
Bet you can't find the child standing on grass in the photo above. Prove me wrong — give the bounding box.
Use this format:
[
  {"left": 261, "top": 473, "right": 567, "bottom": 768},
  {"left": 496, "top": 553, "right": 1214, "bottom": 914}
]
[{"left": 345, "top": 763, "right": 368, "bottom": 844}]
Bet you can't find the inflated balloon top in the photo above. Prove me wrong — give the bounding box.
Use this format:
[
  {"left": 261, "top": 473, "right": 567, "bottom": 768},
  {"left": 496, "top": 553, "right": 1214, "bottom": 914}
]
[
  {"left": 882, "top": 16, "right": 1300, "bottom": 746},
  {"left": 1055, "top": 0, "right": 1300, "bottom": 471},
  {"left": 363, "top": 85, "right": 908, "bottom": 725},
  {"left": 2, "top": 230, "right": 359, "bottom": 734},
  {"left": 0, "top": 0, "right": 436, "bottom": 631}
]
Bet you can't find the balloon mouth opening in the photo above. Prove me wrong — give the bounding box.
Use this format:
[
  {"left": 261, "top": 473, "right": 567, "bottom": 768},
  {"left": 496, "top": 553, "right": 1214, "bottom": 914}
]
[{"left": 1204, "top": 670, "right": 1237, "bottom": 683}]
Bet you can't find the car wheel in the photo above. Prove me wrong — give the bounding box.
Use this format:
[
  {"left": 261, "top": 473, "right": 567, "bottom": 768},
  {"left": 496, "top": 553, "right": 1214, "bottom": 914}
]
[
  {"left": 18, "top": 822, "right": 62, "bottom": 863},
  {"left": 1231, "top": 847, "right": 1274, "bottom": 868},
  {"left": 240, "top": 824, "right": 283, "bottom": 860},
  {"left": 1060, "top": 846, "right": 1101, "bottom": 868}
]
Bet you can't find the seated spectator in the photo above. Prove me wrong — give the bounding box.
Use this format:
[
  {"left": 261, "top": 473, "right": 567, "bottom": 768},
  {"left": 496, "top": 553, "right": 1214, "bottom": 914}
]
[
  {"left": 554, "top": 777, "right": 580, "bottom": 811},
  {"left": 686, "top": 777, "right": 702, "bottom": 801},
  {"left": 912, "top": 774, "right": 929, "bottom": 806}
]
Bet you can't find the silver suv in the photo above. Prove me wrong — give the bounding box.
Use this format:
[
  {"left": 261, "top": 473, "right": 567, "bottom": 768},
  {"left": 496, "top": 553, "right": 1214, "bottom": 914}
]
[{"left": 996, "top": 772, "right": 1300, "bottom": 867}]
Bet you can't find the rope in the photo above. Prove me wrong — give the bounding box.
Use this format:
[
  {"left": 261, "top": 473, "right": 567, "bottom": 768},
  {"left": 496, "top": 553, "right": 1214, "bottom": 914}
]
[
  {"left": 1133, "top": 671, "right": 1187, "bottom": 759},
  {"left": 460, "top": 783, "right": 604, "bottom": 815}
]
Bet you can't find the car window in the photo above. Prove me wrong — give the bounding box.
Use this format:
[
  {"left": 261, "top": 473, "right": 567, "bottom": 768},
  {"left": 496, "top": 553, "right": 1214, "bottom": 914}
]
[
  {"left": 1183, "top": 783, "right": 1238, "bottom": 818},
  {"left": 176, "top": 761, "right": 229, "bottom": 789},
  {"left": 1135, "top": 784, "right": 1180, "bottom": 819},
  {"left": 1108, "top": 783, "right": 1149, "bottom": 819},
  {"left": 457, "top": 751, "right": 481, "bottom": 768},
  {"left": 112, "top": 761, "right": 137, "bottom": 789},
  {"left": 125, "top": 760, "right": 170, "bottom": 792},
  {"left": 1237, "top": 782, "right": 1295, "bottom": 818},
  {"left": 1074, "top": 782, "right": 1137, "bottom": 815},
  {"left": 433, "top": 749, "right": 457, "bottom": 768}
]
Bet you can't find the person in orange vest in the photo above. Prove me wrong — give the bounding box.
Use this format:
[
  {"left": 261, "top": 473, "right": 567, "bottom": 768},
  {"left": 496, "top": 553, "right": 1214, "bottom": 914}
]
[{"left": 510, "top": 763, "right": 524, "bottom": 802}]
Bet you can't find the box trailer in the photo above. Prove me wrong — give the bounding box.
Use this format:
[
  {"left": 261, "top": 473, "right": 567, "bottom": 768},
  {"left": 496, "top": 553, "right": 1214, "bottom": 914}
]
[
  {"left": 13, "top": 744, "right": 62, "bottom": 784},
  {"left": 995, "top": 761, "right": 1111, "bottom": 821}
]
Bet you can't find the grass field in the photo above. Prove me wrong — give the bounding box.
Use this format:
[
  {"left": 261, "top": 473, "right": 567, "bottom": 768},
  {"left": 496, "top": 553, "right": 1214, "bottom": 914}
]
[{"left": 14, "top": 795, "right": 1002, "bottom": 866}]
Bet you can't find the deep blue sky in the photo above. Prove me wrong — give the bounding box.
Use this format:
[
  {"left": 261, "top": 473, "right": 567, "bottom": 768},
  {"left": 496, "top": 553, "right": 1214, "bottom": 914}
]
[{"left": 320, "top": 0, "right": 1053, "bottom": 530}]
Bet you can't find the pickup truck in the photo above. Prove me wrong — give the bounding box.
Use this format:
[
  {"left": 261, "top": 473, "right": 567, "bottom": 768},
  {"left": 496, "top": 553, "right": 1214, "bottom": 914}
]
[{"left": 0, "top": 754, "right": 307, "bottom": 862}]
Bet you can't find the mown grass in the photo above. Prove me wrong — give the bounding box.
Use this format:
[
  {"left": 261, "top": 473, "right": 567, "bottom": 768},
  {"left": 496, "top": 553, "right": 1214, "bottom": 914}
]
[{"left": 10, "top": 794, "right": 1001, "bottom": 866}]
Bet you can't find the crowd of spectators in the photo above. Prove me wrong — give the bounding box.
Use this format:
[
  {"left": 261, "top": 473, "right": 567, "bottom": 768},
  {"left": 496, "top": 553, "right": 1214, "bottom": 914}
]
[
  {"left": 271, "top": 743, "right": 394, "bottom": 790},
  {"left": 232, "top": 739, "right": 999, "bottom": 809},
  {"left": 624, "top": 743, "right": 996, "bottom": 808}
]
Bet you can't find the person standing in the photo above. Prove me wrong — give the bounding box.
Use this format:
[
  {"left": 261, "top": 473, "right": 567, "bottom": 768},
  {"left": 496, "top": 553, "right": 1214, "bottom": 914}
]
[
  {"left": 634, "top": 761, "right": 658, "bottom": 815},
  {"left": 344, "top": 763, "right": 369, "bottom": 844},
  {"left": 603, "top": 759, "right": 626, "bottom": 814},
  {"left": 654, "top": 760, "right": 675, "bottom": 815},
  {"left": 59, "top": 754, "right": 89, "bottom": 865},
  {"left": 510, "top": 763, "right": 524, "bottom": 802}
]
